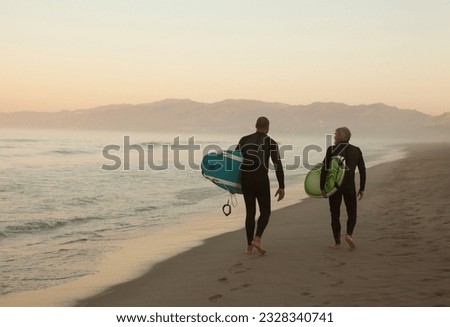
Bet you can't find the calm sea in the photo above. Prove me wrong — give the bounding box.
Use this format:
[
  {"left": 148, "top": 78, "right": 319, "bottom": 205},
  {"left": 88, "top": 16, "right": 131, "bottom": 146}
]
[{"left": 0, "top": 128, "right": 405, "bottom": 304}]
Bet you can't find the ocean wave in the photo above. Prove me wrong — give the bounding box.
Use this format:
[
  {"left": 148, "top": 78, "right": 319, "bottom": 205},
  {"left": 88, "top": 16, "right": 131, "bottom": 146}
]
[
  {"left": 67, "top": 197, "right": 101, "bottom": 206},
  {"left": 6, "top": 220, "right": 67, "bottom": 234},
  {"left": 135, "top": 141, "right": 163, "bottom": 147},
  {"left": 59, "top": 238, "right": 89, "bottom": 245},
  {"left": 0, "top": 216, "right": 103, "bottom": 238},
  {"left": 21, "top": 272, "right": 88, "bottom": 282},
  {"left": 41, "top": 149, "right": 93, "bottom": 156},
  {"left": 0, "top": 138, "right": 43, "bottom": 143},
  {"left": 135, "top": 206, "right": 159, "bottom": 213}
]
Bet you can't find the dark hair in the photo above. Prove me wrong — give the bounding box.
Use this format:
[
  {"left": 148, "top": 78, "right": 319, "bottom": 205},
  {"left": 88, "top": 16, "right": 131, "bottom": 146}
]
[{"left": 255, "top": 116, "right": 270, "bottom": 129}]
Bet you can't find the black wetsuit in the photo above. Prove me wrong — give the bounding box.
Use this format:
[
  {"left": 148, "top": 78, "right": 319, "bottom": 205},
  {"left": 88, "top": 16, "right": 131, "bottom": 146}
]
[
  {"left": 237, "top": 132, "right": 285, "bottom": 245},
  {"left": 320, "top": 142, "right": 366, "bottom": 244}
]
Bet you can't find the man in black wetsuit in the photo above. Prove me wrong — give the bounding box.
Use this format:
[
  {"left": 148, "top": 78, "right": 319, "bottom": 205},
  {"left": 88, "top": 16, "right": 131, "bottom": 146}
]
[
  {"left": 237, "top": 117, "right": 285, "bottom": 255},
  {"left": 320, "top": 127, "right": 366, "bottom": 249}
]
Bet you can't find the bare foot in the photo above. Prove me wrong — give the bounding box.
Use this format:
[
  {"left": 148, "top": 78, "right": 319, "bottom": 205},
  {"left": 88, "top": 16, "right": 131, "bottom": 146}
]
[
  {"left": 328, "top": 244, "right": 342, "bottom": 249},
  {"left": 345, "top": 235, "right": 356, "bottom": 248},
  {"left": 245, "top": 245, "right": 254, "bottom": 254},
  {"left": 251, "top": 237, "right": 266, "bottom": 255}
]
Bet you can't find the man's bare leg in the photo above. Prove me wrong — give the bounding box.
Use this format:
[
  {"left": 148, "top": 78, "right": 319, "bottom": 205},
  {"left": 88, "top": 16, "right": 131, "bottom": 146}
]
[
  {"left": 251, "top": 236, "right": 266, "bottom": 255},
  {"left": 345, "top": 235, "right": 356, "bottom": 248},
  {"left": 245, "top": 245, "right": 254, "bottom": 254}
]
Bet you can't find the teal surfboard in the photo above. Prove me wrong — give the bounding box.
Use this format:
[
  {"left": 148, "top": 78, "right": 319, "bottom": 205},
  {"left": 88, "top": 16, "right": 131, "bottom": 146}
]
[
  {"left": 304, "top": 156, "right": 345, "bottom": 198},
  {"left": 201, "top": 150, "right": 243, "bottom": 194}
]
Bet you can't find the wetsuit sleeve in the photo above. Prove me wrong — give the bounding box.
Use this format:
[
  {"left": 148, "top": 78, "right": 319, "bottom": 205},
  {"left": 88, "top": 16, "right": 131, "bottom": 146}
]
[
  {"left": 270, "top": 140, "right": 285, "bottom": 189},
  {"left": 358, "top": 148, "right": 366, "bottom": 192},
  {"left": 320, "top": 147, "right": 332, "bottom": 190},
  {"left": 236, "top": 137, "right": 244, "bottom": 151}
]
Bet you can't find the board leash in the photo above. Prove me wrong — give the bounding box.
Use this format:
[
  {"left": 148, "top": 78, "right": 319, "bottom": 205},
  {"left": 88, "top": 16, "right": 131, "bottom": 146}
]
[{"left": 221, "top": 187, "right": 238, "bottom": 217}]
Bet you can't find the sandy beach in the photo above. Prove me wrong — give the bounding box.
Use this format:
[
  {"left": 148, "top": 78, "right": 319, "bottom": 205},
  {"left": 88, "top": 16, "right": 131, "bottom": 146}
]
[{"left": 77, "top": 143, "right": 450, "bottom": 307}]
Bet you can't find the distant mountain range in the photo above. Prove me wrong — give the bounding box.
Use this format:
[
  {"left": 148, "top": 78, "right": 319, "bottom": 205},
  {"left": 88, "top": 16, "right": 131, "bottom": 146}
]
[{"left": 1, "top": 99, "right": 449, "bottom": 139}]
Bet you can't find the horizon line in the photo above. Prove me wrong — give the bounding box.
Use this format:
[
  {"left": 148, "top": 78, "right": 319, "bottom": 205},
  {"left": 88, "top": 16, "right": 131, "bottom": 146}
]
[{"left": 1, "top": 98, "right": 447, "bottom": 117}]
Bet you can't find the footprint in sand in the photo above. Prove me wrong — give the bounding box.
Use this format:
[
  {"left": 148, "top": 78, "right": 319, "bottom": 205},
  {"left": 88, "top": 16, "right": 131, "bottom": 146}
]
[
  {"left": 420, "top": 278, "right": 433, "bottom": 283},
  {"left": 330, "top": 280, "right": 344, "bottom": 287},
  {"left": 435, "top": 290, "right": 446, "bottom": 297},
  {"left": 215, "top": 263, "right": 251, "bottom": 292},
  {"left": 228, "top": 262, "right": 249, "bottom": 274},
  {"left": 230, "top": 283, "right": 251, "bottom": 291},
  {"left": 208, "top": 294, "right": 223, "bottom": 302},
  {"left": 372, "top": 236, "right": 390, "bottom": 242},
  {"left": 320, "top": 271, "right": 331, "bottom": 277}
]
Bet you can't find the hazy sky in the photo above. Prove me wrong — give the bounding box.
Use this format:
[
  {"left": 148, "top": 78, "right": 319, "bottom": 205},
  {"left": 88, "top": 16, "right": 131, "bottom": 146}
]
[{"left": 1, "top": 0, "right": 449, "bottom": 115}]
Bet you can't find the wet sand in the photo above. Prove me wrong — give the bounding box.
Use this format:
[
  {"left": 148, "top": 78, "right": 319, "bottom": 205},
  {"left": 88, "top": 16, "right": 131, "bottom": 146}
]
[{"left": 76, "top": 143, "right": 449, "bottom": 306}]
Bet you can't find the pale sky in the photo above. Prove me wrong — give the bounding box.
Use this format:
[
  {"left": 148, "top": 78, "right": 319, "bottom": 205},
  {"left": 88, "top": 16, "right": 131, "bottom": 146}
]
[{"left": 1, "top": 0, "right": 449, "bottom": 115}]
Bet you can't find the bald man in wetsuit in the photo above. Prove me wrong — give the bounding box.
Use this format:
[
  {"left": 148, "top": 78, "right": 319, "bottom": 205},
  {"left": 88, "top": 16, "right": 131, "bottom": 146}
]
[{"left": 237, "top": 117, "right": 285, "bottom": 255}]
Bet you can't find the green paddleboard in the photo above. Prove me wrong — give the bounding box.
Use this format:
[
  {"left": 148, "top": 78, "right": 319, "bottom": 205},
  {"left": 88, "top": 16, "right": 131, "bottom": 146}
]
[{"left": 304, "top": 156, "right": 345, "bottom": 198}]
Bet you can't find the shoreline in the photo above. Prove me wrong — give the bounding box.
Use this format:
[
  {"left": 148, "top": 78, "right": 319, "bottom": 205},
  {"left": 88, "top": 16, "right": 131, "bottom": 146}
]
[
  {"left": 3, "top": 143, "right": 438, "bottom": 307},
  {"left": 0, "top": 168, "right": 308, "bottom": 307},
  {"left": 77, "top": 143, "right": 450, "bottom": 307}
]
